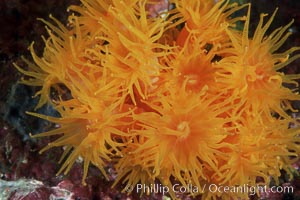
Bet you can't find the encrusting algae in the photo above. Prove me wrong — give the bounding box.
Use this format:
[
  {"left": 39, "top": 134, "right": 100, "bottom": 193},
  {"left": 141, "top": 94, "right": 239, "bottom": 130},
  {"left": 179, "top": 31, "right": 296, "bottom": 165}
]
[{"left": 14, "top": 0, "right": 300, "bottom": 199}]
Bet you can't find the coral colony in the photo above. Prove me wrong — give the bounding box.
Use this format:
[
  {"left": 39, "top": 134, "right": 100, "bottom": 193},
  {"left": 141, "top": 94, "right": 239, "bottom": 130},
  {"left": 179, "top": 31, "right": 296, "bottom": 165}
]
[{"left": 15, "top": 0, "right": 300, "bottom": 199}]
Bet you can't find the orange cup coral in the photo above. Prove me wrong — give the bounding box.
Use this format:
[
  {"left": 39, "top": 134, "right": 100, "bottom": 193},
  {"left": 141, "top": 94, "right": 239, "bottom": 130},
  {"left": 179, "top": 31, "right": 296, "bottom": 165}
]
[{"left": 15, "top": 0, "right": 300, "bottom": 199}]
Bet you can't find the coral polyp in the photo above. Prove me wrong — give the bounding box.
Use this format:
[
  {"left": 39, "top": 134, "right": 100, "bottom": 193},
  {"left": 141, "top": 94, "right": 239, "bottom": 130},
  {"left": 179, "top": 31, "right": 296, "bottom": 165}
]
[{"left": 15, "top": 0, "right": 300, "bottom": 199}]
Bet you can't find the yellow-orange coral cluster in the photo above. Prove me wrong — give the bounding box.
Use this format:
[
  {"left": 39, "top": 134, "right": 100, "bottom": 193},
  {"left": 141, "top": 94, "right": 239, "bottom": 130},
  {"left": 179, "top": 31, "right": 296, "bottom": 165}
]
[{"left": 15, "top": 0, "right": 300, "bottom": 199}]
